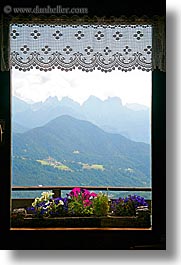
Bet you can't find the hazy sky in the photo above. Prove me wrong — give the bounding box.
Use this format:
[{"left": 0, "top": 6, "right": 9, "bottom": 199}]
[{"left": 12, "top": 68, "right": 152, "bottom": 107}]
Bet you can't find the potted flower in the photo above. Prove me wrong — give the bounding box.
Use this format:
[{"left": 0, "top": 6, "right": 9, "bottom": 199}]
[
  {"left": 110, "top": 194, "right": 149, "bottom": 216},
  {"left": 66, "top": 187, "right": 97, "bottom": 217},
  {"left": 27, "top": 191, "right": 68, "bottom": 217},
  {"left": 101, "top": 194, "right": 151, "bottom": 228},
  {"left": 92, "top": 192, "right": 110, "bottom": 217},
  {"left": 62, "top": 187, "right": 103, "bottom": 227},
  {"left": 13, "top": 191, "right": 69, "bottom": 227}
]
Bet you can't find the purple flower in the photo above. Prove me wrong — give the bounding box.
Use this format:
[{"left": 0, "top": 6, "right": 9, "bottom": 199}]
[{"left": 110, "top": 194, "right": 148, "bottom": 216}]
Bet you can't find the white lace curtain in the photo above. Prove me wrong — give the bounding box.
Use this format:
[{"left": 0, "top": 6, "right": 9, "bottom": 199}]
[{"left": 0, "top": 16, "right": 165, "bottom": 72}]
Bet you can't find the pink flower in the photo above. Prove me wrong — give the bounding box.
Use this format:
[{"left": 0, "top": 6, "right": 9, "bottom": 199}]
[
  {"left": 83, "top": 199, "right": 92, "bottom": 207},
  {"left": 90, "top": 192, "right": 97, "bottom": 198},
  {"left": 69, "top": 187, "right": 81, "bottom": 198},
  {"left": 82, "top": 190, "right": 91, "bottom": 199}
]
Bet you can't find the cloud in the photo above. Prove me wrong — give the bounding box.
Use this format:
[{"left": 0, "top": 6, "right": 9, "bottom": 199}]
[{"left": 11, "top": 68, "right": 151, "bottom": 107}]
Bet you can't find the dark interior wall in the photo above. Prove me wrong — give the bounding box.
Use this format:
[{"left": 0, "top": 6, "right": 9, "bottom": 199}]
[
  {"left": 0, "top": 0, "right": 166, "bottom": 250},
  {"left": 0, "top": 0, "right": 166, "bottom": 17}
]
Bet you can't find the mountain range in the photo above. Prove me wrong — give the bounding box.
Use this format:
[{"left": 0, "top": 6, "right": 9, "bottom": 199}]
[
  {"left": 12, "top": 115, "right": 151, "bottom": 188},
  {"left": 12, "top": 96, "right": 151, "bottom": 143}
]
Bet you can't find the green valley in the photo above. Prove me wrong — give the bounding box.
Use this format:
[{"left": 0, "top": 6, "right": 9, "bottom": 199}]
[{"left": 12, "top": 115, "right": 151, "bottom": 196}]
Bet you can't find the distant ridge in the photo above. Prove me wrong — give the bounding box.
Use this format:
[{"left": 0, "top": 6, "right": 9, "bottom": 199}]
[{"left": 12, "top": 95, "right": 151, "bottom": 143}]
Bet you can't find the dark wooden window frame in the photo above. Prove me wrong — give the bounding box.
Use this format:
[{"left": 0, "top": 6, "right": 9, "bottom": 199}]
[
  {"left": 0, "top": 1, "right": 166, "bottom": 250},
  {"left": 0, "top": 55, "right": 166, "bottom": 252}
]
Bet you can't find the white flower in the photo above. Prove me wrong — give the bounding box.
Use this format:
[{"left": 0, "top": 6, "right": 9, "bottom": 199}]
[
  {"left": 58, "top": 200, "right": 64, "bottom": 206},
  {"left": 41, "top": 191, "right": 54, "bottom": 200},
  {"left": 32, "top": 197, "right": 40, "bottom": 207}
]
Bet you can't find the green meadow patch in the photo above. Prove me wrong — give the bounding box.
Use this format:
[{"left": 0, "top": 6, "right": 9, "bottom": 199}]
[
  {"left": 82, "top": 163, "right": 105, "bottom": 171},
  {"left": 36, "top": 159, "right": 73, "bottom": 171}
]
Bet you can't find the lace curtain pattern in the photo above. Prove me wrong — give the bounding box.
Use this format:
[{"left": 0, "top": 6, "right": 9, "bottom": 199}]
[
  {"left": 10, "top": 24, "right": 152, "bottom": 72},
  {"left": 0, "top": 15, "right": 165, "bottom": 72}
]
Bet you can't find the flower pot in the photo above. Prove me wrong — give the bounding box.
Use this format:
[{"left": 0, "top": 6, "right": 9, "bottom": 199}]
[
  {"left": 11, "top": 213, "right": 151, "bottom": 228},
  {"left": 11, "top": 215, "right": 102, "bottom": 228}
]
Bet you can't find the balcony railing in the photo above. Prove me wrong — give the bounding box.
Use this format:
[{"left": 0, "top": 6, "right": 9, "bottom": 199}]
[
  {"left": 11, "top": 185, "right": 152, "bottom": 210},
  {"left": 12, "top": 185, "right": 152, "bottom": 195}
]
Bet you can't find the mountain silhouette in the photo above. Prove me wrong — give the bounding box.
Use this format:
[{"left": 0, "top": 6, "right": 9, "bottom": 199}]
[
  {"left": 13, "top": 115, "right": 151, "bottom": 187},
  {"left": 12, "top": 95, "right": 151, "bottom": 143}
]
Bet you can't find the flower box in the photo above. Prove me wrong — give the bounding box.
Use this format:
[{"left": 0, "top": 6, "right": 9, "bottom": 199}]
[
  {"left": 11, "top": 210, "right": 151, "bottom": 228},
  {"left": 11, "top": 188, "right": 151, "bottom": 228}
]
